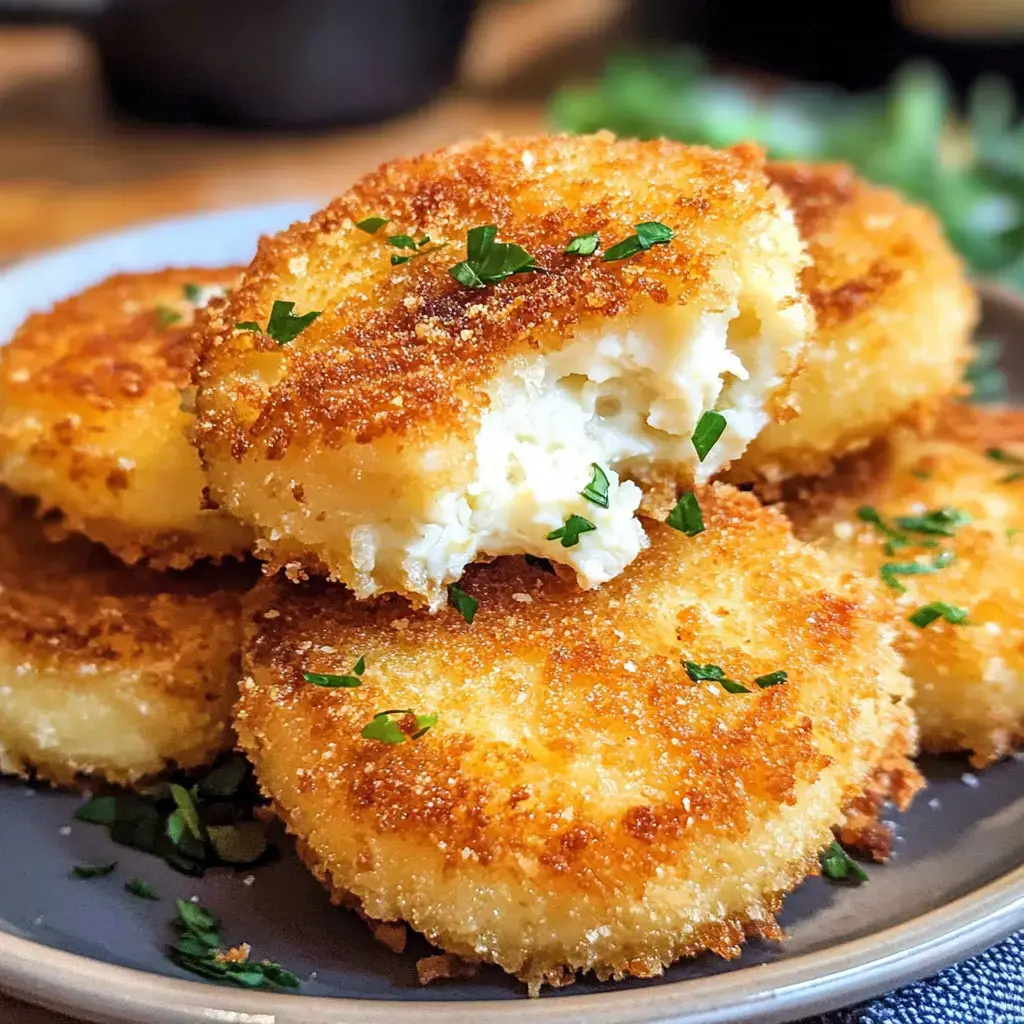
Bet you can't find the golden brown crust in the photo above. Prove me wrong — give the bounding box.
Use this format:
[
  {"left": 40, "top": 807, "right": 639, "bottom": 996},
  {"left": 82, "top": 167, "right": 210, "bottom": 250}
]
[
  {"left": 236, "top": 484, "right": 914, "bottom": 989},
  {"left": 0, "top": 489, "right": 256, "bottom": 785},
  {"left": 193, "top": 134, "right": 801, "bottom": 460},
  {"left": 729, "top": 162, "right": 976, "bottom": 482},
  {"left": 786, "top": 405, "right": 1024, "bottom": 767},
  {"left": 0, "top": 267, "right": 251, "bottom": 567}
]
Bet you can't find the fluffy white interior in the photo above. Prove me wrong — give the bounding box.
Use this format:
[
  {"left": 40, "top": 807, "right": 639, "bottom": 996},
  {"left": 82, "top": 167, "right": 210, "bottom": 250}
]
[{"left": 346, "top": 301, "right": 788, "bottom": 609}]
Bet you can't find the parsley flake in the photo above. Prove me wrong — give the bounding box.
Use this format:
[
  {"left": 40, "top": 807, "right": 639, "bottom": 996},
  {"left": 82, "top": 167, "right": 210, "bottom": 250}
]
[
  {"left": 73, "top": 754, "right": 272, "bottom": 877},
  {"left": 72, "top": 862, "right": 117, "bottom": 879},
  {"left": 909, "top": 601, "right": 970, "bottom": 628},
  {"left": 356, "top": 216, "right": 389, "bottom": 234},
  {"left": 125, "top": 877, "right": 159, "bottom": 900},
  {"left": 447, "top": 583, "right": 479, "bottom": 624},
  {"left": 601, "top": 220, "right": 674, "bottom": 262},
  {"left": 303, "top": 656, "right": 365, "bottom": 688},
  {"left": 235, "top": 300, "right": 321, "bottom": 345},
  {"left": 388, "top": 234, "right": 418, "bottom": 250},
  {"left": 154, "top": 304, "right": 182, "bottom": 329},
  {"left": 691, "top": 410, "right": 727, "bottom": 462},
  {"left": 819, "top": 840, "right": 868, "bottom": 884},
  {"left": 182, "top": 283, "right": 203, "bottom": 304},
  {"left": 880, "top": 551, "right": 955, "bottom": 591},
  {"left": 684, "top": 661, "right": 787, "bottom": 693},
  {"left": 565, "top": 231, "right": 600, "bottom": 256},
  {"left": 894, "top": 507, "right": 972, "bottom": 537},
  {"left": 986, "top": 447, "right": 1024, "bottom": 483},
  {"left": 666, "top": 491, "right": 704, "bottom": 537},
  {"left": 169, "top": 898, "right": 300, "bottom": 990},
  {"left": 547, "top": 513, "right": 597, "bottom": 548},
  {"left": 857, "top": 506, "right": 925, "bottom": 554},
  {"left": 448, "top": 224, "right": 542, "bottom": 288},
  {"left": 361, "top": 710, "right": 437, "bottom": 744},
  {"left": 580, "top": 463, "right": 611, "bottom": 508}
]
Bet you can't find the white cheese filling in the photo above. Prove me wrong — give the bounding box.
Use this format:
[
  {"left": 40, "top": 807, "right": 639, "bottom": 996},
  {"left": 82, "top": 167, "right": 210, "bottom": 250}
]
[{"left": 345, "top": 300, "right": 790, "bottom": 609}]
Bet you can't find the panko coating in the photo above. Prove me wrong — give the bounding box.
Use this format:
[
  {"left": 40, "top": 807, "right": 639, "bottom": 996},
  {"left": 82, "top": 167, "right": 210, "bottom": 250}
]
[
  {"left": 0, "top": 489, "right": 255, "bottom": 786},
  {"left": 728, "top": 162, "right": 977, "bottom": 484},
  {"left": 0, "top": 267, "right": 252, "bottom": 569},
  {"left": 787, "top": 405, "right": 1024, "bottom": 768},
  {"left": 194, "top": 134, "right": 811, "bottom": 608},
  {"left": 236, "top": 485, "right": 919, "bottom": 993}
]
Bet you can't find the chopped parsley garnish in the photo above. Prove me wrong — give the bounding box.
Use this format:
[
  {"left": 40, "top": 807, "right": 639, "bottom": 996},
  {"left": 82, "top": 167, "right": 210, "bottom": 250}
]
[
  {"left": 601, "top": 220, "right": 674, "bottom": 262},
  {"left": 525, "top": 553, "right": 556, "bottom": 573},
  {"left": 235, "top": 299, "right": 321, "bottom": 345},
  {"left": 880, "top": 551, "right": 955, "bottom": 592},
  {"left": 666, "top": 491, "right": 704, "bottom": 537},
  {"left": 389, "top": 233, "right": 444, "bottom": 267},
  {"left": 893, "top": 507, "right": 972, "bottom": 537},
  {"left": 565, "top": 231, "right": 600, "bottom": 256},
  {"left": 125, "top": 877, "right": 159, "bottom": 900},
  {"left": 447, "top": 583, "right": 479, "bottom": 624},
  {"left": 361, "top": 710, "right": 438, "bottom": 744},
  {"left": 182, "top": 283, "right": 203, "bottom": 304},
  {"left": 73, "top": 754, "right": 272, "bottom": 877},
  {"left": 911, "top": 468, "right": 933, "bottom": 480},
  {"left": 684, "top": 661, "right": 786, "bottom": 694},
  {"left": 547, "top": 513, "right": 597, "bottom": 548},
  {"left": 819, "top": 840, "right": 868, "bottom": 884},
  {"left": 986, "top": 447, "right": 1024, "bottom": 483},
  {"left": 169, "top": 898, "right": 300, "bottom": 990},
  {"left": 448, "top": 224, "right": 542, "bottom": 288},
  {"left": 909, "top": 601, "right": 970, "bottom": 628},
  {"left": 303, "top": 656, "right": 365, "bottom": 688},
  {"left": 168, "top": 783, "right": 203, "bottom": 844},
  {"left": 356, "top": 216, "right": 389, "bottom": 234},
  {"left": 691, "top": 410, "right": 727, "bottom": 463},
  {"left": 154, "top": 304, "right": 183, "bottom": 329},
  {"left": 857, "top": 505, "right": 937, "bottom": 554},
  {"left": 580, "top": 463, "right": 610, "bottom": 508},
  {"left": 72, "top": 862, "right": 117, "bottom": 879}
]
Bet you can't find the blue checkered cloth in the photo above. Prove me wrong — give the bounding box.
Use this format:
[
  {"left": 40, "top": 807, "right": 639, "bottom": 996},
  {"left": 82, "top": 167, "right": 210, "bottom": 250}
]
[{"left": 803, "top": 931, "right": 1024, "bottom": 1023}]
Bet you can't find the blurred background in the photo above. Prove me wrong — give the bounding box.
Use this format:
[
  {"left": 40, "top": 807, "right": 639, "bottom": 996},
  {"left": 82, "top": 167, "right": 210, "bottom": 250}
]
[{"left": 3, "top": 0, "right": 1024, "bottom": 285}]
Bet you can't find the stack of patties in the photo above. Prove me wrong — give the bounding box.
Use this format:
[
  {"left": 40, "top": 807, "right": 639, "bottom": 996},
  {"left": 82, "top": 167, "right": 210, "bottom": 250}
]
[
  {"left": 728, "top": 164, "right": 1023, "bottom": 772},
  {"left": 187, "top": 135, "right": 943, "bottom": 990},
  {"left": 0, "top": 268, "right": 256, "bottom": 784}
]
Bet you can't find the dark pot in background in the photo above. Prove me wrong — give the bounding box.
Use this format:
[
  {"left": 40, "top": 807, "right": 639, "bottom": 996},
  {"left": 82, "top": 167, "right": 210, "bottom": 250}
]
[{"left": 0, "top": 0, "right": 477, "bottom": 129}]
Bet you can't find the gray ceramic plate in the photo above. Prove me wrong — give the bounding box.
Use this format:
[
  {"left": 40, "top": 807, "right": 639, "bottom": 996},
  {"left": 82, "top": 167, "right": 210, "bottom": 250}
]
[{"left": 0, "top": 207, "right": 1023, "bottom": 1024}]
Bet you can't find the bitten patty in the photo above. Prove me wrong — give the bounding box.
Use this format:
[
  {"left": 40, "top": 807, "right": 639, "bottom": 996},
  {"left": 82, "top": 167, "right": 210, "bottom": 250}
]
[
  {"left": 236, "top": 484, "right": 917, "bottom": 993},
  {"left": 0, "top": 490, "right": 255, "bottom": 786},
  {"left": 0, "top": 267, "right": 251, "bottom": 568},
  {"left": 787, "top": 405, "right": 1024, "bottom": 767},
  {"left": 194, "top": 134, "right": 811, "bottom": 607}
]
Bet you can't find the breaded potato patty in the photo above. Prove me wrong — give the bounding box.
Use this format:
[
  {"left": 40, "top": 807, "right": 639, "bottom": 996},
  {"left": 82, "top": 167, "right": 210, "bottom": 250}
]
[
  {"left": 787, "top": 406, "right": 1024, "bottom": 768},
  {"left": 236, "top": 485, "right": 917, "bottom": 992},
  {"left": 729, "top": 162, "right": 976, "bottom": 484},
  {"left": 194, "top": 134, "right": 811, "bottom": 608},
  {"left": 0, "top": 489, "right": 254, "bottom": 786},
  {"left": 0, "top": 267, "right": 252, "bottom": 568}
]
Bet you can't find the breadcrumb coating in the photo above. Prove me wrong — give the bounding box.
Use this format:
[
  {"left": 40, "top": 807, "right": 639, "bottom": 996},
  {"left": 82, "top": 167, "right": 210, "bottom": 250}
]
[
  {"left": 0, "top": 267, "right": 252, "bottom": 568},
  {"left": 787, "top": 405, "right": 1024, "bottom": 767},
  {"left": 236, "top": 484, "right": 917, "bottom": 992},
  {"left": 0, "top": 490, "right": 255, "bottom": 786},
  {"left": 729, "top": 162, "right": 976, "bottom": 483}
]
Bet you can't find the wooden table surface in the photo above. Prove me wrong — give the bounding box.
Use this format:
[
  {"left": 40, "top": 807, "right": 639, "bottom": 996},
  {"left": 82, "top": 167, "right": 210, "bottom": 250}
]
[{"left": 0, "top": 1, "right": 624, "bottom": 1019}]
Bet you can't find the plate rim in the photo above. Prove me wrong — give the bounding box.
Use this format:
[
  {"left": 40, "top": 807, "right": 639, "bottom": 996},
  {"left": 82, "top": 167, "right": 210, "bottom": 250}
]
[{"left": 0, "top": 210, "right": 1021, "bottom": 1024}]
